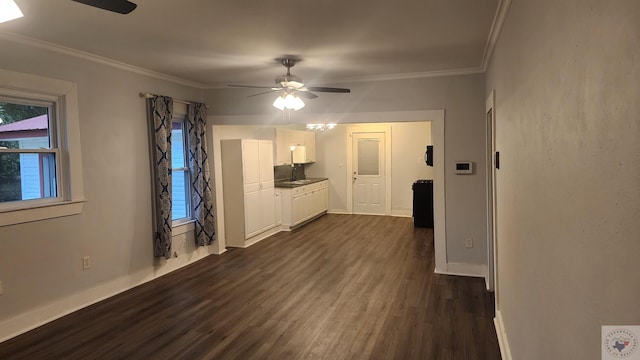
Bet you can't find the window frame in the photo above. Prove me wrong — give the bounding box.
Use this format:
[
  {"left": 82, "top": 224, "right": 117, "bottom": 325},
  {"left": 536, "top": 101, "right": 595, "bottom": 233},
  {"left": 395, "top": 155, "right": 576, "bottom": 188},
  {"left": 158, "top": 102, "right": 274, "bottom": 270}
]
[
  {"left": 171, "top": 116, "right": 192, "bottom": 225},
  {"left": 0, "top": 69, "right": 85, "bottom": 227},
  {"left": 0, "top": 95, "right": 62, "bottom": 208}
]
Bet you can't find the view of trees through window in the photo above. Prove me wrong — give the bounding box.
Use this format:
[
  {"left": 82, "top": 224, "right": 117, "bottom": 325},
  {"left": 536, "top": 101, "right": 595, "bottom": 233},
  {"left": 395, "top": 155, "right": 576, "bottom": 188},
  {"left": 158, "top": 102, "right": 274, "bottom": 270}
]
[{"left": 0, "top": 102, "right": 49, "bottom": 202}]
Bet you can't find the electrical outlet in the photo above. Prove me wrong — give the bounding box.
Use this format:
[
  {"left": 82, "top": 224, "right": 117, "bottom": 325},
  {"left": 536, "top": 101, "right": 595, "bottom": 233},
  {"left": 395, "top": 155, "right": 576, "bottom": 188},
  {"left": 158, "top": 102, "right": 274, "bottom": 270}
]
[
  {"left": 82, "top": 256, "right": 91, "bottom": 270},
  {"left": 464, "top": 238, "right": 473, "bottom": 248}
]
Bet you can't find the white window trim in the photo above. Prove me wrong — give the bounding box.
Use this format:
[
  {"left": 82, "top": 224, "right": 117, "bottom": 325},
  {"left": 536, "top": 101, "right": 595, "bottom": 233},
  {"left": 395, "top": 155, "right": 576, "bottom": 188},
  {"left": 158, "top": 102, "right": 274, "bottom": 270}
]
[{"left": 0, "top": 69, "right": 85, "bottom": 227}]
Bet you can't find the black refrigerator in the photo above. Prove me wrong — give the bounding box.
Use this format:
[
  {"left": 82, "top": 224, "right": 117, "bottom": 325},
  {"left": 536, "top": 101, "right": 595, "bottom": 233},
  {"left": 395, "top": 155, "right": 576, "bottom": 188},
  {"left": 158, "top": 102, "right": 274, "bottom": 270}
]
[{"left": 412, "top": 180, "right": 434, "bottom": 228}]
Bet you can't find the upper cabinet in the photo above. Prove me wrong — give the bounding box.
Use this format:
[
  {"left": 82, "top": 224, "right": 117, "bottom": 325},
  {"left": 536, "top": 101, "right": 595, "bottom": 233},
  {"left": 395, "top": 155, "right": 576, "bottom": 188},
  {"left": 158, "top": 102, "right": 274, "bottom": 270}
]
[
  {"left": 260, "top": 128, "right": 316, "bottom": 165},
  {"left": 303, "top": 131, "right": 316, "bottom": 163}
]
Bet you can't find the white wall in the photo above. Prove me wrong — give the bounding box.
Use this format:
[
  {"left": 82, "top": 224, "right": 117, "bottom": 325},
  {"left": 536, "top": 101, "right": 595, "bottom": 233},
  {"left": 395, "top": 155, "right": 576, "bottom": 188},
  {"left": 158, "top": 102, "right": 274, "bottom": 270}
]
[
  {"left": 486, "top": 1, "right": 640, "bottom": 359},
  {"left": 0, "top": 38, "right": 212, "bottom": 341},
  {"left": 207, "top": 73, "right": 488, "bottom": 266}
]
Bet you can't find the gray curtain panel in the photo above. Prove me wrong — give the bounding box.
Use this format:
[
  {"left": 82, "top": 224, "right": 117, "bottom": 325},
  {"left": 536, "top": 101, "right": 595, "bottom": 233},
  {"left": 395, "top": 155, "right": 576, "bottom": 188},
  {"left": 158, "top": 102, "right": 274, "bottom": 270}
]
[
  {"left": 149, "top": 96, "right": 173, "bottom": 258},
  {"left": 187, "top": 102, "right": 216, "bottom": 246}
]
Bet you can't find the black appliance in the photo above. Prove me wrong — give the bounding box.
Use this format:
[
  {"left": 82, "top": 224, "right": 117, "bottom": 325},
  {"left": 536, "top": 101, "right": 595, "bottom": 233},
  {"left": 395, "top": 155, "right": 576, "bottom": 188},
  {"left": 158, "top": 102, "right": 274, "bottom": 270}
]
[
  {"left": 412, "top": 180, "right": 434, "bottom": 228},
  {"left": 425, "top": 145, "right": 433, "bottom": 166}
]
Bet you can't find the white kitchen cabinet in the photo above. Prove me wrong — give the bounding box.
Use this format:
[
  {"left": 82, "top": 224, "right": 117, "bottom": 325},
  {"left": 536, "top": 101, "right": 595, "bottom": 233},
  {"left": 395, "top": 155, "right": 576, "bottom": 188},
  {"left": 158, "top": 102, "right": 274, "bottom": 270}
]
[
  {"left": 304, "top": 130, "right": 316, "bottom": 163},
  {"left": 259, "top": 128, "right": 316, "bottom": 164},
  {"left": 221, "top": 139, "right": 277, "bottom": 247},
  {"left": 279, "top": 180, "right": 329, "bottom": 230}
]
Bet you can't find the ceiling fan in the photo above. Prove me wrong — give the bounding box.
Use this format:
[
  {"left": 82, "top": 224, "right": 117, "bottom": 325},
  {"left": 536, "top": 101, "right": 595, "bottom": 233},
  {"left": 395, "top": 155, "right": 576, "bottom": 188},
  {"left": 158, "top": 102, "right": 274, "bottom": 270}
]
[
  {"left": 71, "top": 0, "right": 137, "bottom": 14},
  {"left": 228, "top": 57, "right": 350, "bottom": 110}
]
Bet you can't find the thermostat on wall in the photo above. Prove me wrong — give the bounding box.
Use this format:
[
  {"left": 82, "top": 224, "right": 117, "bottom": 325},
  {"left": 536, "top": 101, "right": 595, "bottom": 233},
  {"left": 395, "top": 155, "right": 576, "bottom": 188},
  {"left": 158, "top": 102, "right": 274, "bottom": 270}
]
[{"left": 454, "top": 161, "right": 474, "bottom": 174}]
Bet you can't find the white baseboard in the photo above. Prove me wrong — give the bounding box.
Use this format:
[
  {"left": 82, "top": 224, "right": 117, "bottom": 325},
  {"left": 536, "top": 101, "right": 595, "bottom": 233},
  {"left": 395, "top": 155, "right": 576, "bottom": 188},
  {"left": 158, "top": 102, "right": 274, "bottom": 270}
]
[
  {"left": 391, "top": 208, "right": 412, "bottom": 217},
  {"left": 494, "top": 310, "right": 513, "bottom": 360},
  {"left": 435, "top": 262, "right": 486, "bottom": 278},
  {"left": 327, "top": 210, "right": 351, "bottom": 215},
  {"left": 0, "top": 248, "right": 213, "bottom": 343},
  {"left": 238, "top": 227, "right": 281, "bottom": 248}
]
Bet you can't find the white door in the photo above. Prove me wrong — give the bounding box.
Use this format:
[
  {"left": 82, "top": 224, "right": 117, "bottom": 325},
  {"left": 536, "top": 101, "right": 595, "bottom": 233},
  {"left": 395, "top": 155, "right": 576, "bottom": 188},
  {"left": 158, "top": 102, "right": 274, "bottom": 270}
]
[{"left": 352, "top": 133, "right": 385, "bottom": 215}]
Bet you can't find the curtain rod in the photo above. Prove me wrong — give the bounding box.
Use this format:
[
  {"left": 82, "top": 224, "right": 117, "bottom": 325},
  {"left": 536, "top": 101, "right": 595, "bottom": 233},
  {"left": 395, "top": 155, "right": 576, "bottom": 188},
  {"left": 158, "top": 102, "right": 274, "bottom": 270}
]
[{"left": 139, "top": 93, "right": 208, "bottom": 108}]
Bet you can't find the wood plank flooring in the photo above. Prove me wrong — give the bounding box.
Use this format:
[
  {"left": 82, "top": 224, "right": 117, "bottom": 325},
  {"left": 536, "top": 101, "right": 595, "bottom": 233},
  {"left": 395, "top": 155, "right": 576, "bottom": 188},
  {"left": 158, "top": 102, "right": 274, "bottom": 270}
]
[{"left": 0, "top": 214, "right": 501, "bottom": 360}]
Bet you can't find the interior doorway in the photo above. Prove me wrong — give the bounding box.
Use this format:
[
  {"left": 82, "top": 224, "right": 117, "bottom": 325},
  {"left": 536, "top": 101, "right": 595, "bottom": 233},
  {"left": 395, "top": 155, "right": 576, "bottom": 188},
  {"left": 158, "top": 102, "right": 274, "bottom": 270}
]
[{"left": 352, "top": 132, "right": 386, "bottom": 214}]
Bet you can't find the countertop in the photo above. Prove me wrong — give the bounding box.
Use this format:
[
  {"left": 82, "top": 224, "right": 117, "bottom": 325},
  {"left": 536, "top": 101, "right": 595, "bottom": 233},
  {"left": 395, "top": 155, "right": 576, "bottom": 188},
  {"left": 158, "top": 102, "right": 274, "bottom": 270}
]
[{"left": 275, "top": 177, "right": 328, "bottom": 188}]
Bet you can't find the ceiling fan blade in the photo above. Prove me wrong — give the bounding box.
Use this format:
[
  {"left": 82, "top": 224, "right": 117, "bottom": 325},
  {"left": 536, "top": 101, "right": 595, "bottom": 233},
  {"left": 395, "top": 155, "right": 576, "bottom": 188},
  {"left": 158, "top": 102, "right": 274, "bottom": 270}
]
[
  {"left": 306, "top": 86, "right": 351, "bottom": 93},
  {"left": 228, "top": 84, "right": 281, "bottom": 90},
  {"left": 248, "top": 90, "right": 279, "bottom": 98},
  {"left": 71, "top": 0, "right": 137, "bottom": 14},
  {"left": 296, "top": 91, "right": 318, "bottom": 100}
]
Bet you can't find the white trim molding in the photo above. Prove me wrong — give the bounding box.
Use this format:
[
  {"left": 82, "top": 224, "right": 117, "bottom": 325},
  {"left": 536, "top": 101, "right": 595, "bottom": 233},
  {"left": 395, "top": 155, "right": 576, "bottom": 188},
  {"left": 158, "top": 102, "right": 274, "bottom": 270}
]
[
  {"left": 0, "top": 31, "right": 206, "bottom": 89},
  {"left": 481, "top": 0, "right": 513, "bottom": 71},
  {"left": 435, "top": 262, "right": 487, "bottom": 278},
  {"left": 494, "top": 310, "right": 513, "bottom": 360}
]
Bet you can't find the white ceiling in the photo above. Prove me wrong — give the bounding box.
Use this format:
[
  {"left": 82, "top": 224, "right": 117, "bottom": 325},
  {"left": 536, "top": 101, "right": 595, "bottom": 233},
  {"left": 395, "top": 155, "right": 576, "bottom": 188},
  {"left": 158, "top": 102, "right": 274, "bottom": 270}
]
[{"left": 2, "top": 0, "right": 500, "bottom": 88}]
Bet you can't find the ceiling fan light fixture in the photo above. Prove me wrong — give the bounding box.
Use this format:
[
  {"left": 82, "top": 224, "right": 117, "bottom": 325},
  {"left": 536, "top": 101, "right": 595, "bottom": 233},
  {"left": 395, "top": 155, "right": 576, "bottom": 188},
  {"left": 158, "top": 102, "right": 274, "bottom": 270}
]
[
  {"left": 291, "top": 95, "right": 305, "bottom": 110},
  {"left": 273, "top": 93, "right": 305, "bottom": 111},
  {"left": 0, "top": 0, "right": 23, "bottom": 23},
  {"left": 306, "top": 123, "right": 337, "bottom": 131},
  {"left": 273, "top": 95, "right": 286, "bottom": 110}
]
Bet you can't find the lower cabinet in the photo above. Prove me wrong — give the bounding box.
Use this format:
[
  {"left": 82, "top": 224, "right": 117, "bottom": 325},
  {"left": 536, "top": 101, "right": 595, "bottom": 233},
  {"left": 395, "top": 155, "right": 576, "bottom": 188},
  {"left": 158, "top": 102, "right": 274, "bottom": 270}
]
[{"left": 277, "top": 180, "right": 329, "bottom": 230}]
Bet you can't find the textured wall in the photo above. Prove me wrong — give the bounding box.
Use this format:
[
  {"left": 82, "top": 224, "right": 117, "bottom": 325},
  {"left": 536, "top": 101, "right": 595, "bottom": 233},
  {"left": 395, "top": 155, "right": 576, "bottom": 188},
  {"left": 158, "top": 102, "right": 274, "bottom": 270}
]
[{"left": 486, "top": 1, "right": 640, "bottom": 359}]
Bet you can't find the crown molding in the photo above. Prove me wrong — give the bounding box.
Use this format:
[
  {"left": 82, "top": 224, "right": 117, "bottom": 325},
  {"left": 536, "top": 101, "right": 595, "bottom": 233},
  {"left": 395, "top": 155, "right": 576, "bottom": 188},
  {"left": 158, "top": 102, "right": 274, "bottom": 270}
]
[
  {"left": 0, "top": 31, "right": 207, "bottom": 89},
  {"left": 481, "top": 0, "right": 512, "bottom": 71}
]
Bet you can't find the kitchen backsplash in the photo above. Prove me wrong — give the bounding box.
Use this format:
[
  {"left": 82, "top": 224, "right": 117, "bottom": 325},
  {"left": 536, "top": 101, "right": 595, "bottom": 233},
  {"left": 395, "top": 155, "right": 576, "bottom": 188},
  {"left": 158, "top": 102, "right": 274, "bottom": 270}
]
[{"left": 274, "top": 164, "right": 306, "bottom": 181}]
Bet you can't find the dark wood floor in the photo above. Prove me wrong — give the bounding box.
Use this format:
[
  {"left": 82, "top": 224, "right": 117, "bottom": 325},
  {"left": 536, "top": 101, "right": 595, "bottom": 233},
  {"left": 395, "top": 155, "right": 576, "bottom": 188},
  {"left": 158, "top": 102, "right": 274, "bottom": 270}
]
[{"left": 0, "top": 214, "right": 500, "bottom": 360}]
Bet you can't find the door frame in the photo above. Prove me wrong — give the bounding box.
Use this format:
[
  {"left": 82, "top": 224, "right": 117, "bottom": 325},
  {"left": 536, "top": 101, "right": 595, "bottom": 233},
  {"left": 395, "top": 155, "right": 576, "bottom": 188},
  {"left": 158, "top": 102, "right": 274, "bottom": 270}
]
[
  {"left": 486, "top": 90, "right": 499, "bottom": 300},
  {"left": 211, "top": 110, "right": 446, "bottom": 272},
  {"left": 346, "top": 125, "right": 392, "bottom": 215}
]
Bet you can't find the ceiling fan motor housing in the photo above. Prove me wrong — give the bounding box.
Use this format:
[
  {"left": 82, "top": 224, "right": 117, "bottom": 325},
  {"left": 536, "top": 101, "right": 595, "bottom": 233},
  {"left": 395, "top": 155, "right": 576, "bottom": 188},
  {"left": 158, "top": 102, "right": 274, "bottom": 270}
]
[{"left": 275, "top": 74, "right": 302, "bottom": 85}]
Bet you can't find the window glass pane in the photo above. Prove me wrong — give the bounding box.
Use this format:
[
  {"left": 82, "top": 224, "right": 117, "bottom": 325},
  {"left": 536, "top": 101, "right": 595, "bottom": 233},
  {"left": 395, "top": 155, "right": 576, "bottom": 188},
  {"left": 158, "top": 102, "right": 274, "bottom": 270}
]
[
  {"left": 358, "top": 139, "right": 380, "bottom": 176},
  {"left": 171, "top": 121, "right": 185, "bottom": 169},
  {"left": 0, "top": 152, "right": 57, "bottom": 202},
  {"left": 172, "top": 169, "right": 189, "bottom": 220},
  {"left": 0, "top": 102, "right": 50, "bottom": 149}
]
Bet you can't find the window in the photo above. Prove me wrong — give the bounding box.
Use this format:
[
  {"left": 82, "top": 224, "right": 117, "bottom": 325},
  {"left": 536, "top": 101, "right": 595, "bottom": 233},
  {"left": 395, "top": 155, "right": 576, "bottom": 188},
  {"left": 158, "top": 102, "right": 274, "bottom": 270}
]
[
  {"left": 171, "top": 117, "right": 191, "bottom": 222},
  {"left": 0, "top": 99, "right": 59, "bottom": 205},
  {"left": 0, "top": 69, "right": 84, "bottom": 227}
]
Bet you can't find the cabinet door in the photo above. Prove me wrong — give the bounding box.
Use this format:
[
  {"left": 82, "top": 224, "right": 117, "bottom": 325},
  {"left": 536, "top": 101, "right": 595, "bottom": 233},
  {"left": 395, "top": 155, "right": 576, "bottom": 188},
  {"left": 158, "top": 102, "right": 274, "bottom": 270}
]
[
  {"left": 304, "top": 131, "right": 316, "bottom": 162},
  {"left": 292, "top": 193, "right": 305, "bottom": 225},
  {"left": 289, "top": 129, "right": 305, "bottom": 147},
  {"left": 321, "top": 186, "right": 329, "bottom": 212},
  {"left": 244, "top": 190, "right": 262, "bottom": 238},
  {"left": 275, "top": 128, "right": 291, "bottom": 165},
  {"left": 258, "top": 140, "right": 274, "bottom": 182},
  {"left": 242, "top": 140, "right": 260, "bottom": 191},
  {"left": 274, "top": 192, "right": 282, "bottom": 226},
  {"left": 260, "top": 187, "right": 276, "bottom": 231}
]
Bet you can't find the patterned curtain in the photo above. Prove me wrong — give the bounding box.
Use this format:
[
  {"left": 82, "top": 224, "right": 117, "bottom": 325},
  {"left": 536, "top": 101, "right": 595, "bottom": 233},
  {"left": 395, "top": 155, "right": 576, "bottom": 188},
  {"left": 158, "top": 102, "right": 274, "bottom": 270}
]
[
  {"left": 149, "top": 96, "right": 173, "bottom": 258},
  {"left": 187, "top": 102, "right": 216, "bottom": 246}
]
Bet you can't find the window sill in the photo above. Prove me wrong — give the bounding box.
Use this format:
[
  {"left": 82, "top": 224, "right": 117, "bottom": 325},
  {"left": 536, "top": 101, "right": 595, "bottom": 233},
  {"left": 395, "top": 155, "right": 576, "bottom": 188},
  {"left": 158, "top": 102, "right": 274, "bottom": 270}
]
[
  {"left": 172, "top": 220, "right": 195, "bottom": 236},
  {"left": 0, "top": 200, "right": 86, "bottom": 227}
]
